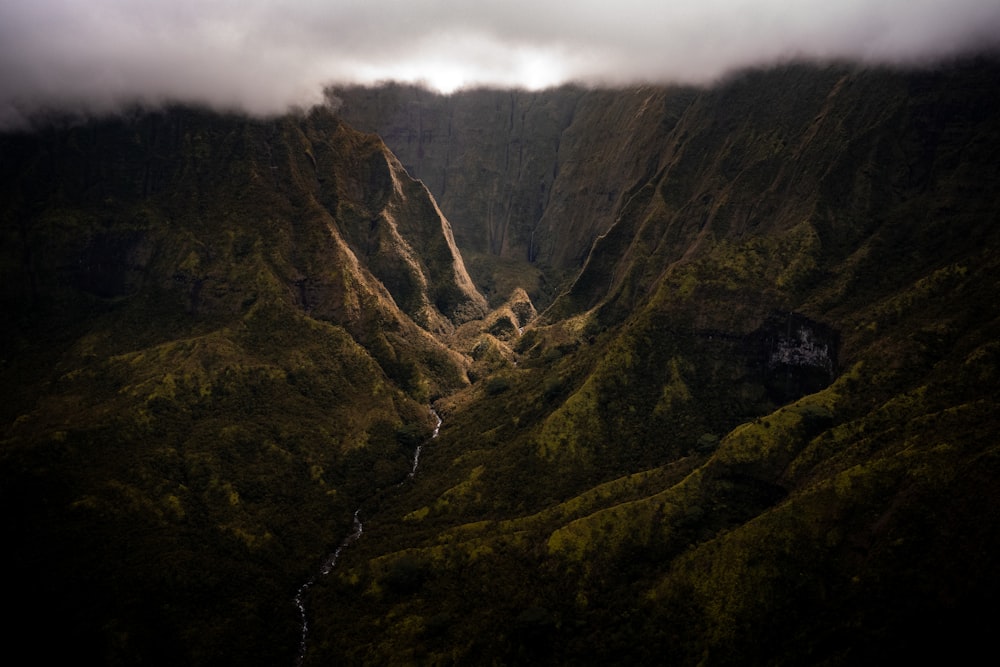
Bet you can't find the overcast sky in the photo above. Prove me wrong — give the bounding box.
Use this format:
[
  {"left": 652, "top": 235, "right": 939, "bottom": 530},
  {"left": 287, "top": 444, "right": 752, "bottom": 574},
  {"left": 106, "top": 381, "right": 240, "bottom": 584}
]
[{"left": 2, "top": 0, "right": 999, "bottom": 129}]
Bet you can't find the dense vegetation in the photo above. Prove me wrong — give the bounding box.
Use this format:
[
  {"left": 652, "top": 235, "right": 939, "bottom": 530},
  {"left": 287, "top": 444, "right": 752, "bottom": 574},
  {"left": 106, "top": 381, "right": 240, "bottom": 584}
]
[{"left": 3, "top": 58, "right": 999, "bottom": 665}]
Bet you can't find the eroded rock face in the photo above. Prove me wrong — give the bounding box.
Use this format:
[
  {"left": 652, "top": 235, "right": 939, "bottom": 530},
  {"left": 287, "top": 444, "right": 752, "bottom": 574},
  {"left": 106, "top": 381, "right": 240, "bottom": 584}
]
[
  {"left": 746, "top": 311, "right": 839, "bottom": 403},
  {"left": 331, "top": 85, "right": 696, "bottom": 274},
  {"left": 336, "top": 146, "right": 487, "bottom": 333},
  {"left": 73, "top": 229, "right": 153, "bottom": 298},
  {"left": 337, "top": 62, "right": 1000, "bottom": 331},
  {"left": 504, "top": 287, "right": 537, "bottom": 329}
]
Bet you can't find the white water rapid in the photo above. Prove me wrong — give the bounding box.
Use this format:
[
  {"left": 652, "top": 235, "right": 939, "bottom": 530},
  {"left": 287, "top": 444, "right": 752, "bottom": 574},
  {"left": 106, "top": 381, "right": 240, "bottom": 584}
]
[
  {"left": 293, "top": 509, "right": 362, "bottom": 667},
  {"left": 294, "top": 408, "right": 440, "bottom": 665},
  {"left": 408, "top": 409, "right": 441, "bottom": 479}
]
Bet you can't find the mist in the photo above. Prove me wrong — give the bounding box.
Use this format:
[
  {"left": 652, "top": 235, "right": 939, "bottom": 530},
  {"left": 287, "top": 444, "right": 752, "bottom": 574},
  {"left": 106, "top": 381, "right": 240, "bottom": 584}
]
[{"left": 2, "top": 0, "right": 999, "bottom": 129}]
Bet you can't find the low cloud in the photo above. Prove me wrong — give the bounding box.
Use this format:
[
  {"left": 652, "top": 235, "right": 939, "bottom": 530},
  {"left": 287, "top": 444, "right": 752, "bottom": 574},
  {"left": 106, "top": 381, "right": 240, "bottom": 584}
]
[{"left": 2, "top": 0, "right": 999, "bottom": 129}]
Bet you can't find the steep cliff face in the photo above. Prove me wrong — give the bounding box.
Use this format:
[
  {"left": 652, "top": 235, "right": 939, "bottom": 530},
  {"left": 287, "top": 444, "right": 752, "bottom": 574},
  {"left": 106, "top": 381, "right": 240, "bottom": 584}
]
[
  {"left": 332, "top": 85, "right": 580, "bottom": 266},
  {"left": 545, "top": 61, "right": 1000, "bottom": 360},
  {"left": 334, "top": 85, "right": 699, "bottom": 297},
  {"left": 335, "top": 62, "right": 1000, "bottom": 319}
]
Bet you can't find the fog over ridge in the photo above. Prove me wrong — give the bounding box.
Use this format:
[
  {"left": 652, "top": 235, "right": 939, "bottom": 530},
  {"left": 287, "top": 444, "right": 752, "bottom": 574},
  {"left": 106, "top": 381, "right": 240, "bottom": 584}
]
[{"left": 2, "top": 0, "right": 999, "bottom": 129}]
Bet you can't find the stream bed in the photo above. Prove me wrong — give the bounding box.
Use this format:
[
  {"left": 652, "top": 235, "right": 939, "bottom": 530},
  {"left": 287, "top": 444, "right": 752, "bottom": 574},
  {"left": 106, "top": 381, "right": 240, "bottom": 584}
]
[{"left": 294, "top": 408, "right": 440, "bottom": 665}]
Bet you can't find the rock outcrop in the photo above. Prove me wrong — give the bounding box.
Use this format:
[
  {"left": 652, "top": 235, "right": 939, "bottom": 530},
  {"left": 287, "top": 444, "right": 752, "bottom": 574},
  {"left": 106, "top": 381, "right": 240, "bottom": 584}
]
[{"left": 745, "top": 311, "right": 839, "bottom": 403}]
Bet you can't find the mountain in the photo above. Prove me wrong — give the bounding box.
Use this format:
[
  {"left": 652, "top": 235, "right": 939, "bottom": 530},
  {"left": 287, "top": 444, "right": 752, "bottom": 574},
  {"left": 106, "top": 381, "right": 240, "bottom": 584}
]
[
  {"left": 0, "top": 106, "right": 487, "bottom": 664},
  {"left": 324, "top": 59, "right": 1000, "bottom": 665},
  {"left": 331, "top": 83, "right": 696, "bottom": 305},
  {"left": 3, "top": 56, "right": 1000, "bottom": 666}
]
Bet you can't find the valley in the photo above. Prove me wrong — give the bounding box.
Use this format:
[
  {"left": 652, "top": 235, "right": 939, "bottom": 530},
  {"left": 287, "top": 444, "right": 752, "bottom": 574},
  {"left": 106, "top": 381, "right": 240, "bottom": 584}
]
[{"left": 2, "top": 57, "right": 999, "bottom": 665}]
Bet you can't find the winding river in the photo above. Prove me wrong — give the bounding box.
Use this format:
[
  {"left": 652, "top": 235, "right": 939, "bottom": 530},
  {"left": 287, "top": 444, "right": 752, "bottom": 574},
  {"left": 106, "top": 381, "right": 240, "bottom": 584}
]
[
  {"left": 294, "top": 408, "right": 440, "bottom": 665},
  {"left": 293, "top": 509, "right": 363, "bottom": 667}
]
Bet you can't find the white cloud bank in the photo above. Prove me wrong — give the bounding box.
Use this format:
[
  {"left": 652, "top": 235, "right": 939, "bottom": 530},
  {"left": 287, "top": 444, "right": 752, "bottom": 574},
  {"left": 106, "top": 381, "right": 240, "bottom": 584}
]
[{"left": 2, "top": 0, "right": 999, "bottom": 128}]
